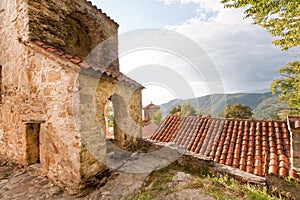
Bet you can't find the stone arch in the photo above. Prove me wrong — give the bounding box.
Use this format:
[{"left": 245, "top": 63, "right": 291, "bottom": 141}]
[
  {"left": 64, "top": 14, "right": 91, "bottom": 57},
  {"left": 112, "top": 84, "right": 143, "bottom": 146},
  {"left": 95, "top": 75, "right": 116, "bottom": 139},
  {"left": 64, "top": 12, "right": 105, "bottom": 57}
]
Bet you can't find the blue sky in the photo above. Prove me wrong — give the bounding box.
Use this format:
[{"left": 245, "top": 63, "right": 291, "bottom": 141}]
[
  {"left": 91, "top": 0, "right": 298, "bottom": 105},
  {"left": 96, "top": 0, "right": 200, "bottom": 32}
]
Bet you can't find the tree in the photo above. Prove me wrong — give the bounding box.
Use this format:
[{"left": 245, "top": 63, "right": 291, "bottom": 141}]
[
  {"left": 222, "top": 0, "right": 300, "bottom": 117},
  {"left": 271, "top": 61, "right": 300, "bottom": 114},
  {"left": 252, "top": 95, "right": 290, "bottom": 120},
  {"left": 170, "top": 104, "right": 182, "bottom": 115},
  {"left": 224, "top": 103, "right": 253, "bottom": 119},
  {"left": 169, "top": 103, "right": 197, "bottom": 116},
  {"left": 196, "top": 110, "right": 203, "bottom": 117},
  {"left": 108, "top": 104, "right": 114, "bottom": 135},
  {"left": 217, "top": 110, "right": 225, "bottom": 118},
  {"left": 221, "top": 0, "right": 300, "bottom": 50},
  {"left": 181, "top": 103, "right": 197, "bottom": 116},
  {"left": 152, "top": 110, "right": 163, "bottom": 125}
]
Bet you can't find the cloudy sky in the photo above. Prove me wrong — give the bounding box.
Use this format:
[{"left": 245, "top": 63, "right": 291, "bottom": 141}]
[{"left": 92, "top": 0, "right": 298, "bottom": 105}]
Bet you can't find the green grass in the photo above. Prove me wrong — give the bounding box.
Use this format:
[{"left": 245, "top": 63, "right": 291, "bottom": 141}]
[
  {"left": 130, "top": 191, "right": 152, "bottom": 200},
  {"left": 131, "top": 161, "right": 281, "bottom": 200}
]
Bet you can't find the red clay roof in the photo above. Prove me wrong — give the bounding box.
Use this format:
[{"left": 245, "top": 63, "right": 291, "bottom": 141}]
[
  {"left": 150, "top": 115, "right": 299, "bottom": 179},
  {"left": 24, "top": 41, "right": 143, "bottom": 89},
  {"left": 144, "top": 103, "right": 160, "bottom": 109},
  {"left": 288, "top": 116, "right": 300, "bottom": 130},
  {"left": 142, "top": 123, "right": 159, "bottom": 139}
]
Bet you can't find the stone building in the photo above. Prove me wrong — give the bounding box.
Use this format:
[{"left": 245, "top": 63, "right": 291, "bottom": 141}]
[
  {"left": 142, "top": 102, "right": 160, "bottom": 139},
  {"left": 143, "top": 102, "right": 160, "bottom": 122},
  {"left": 287, "top": 116, "right": 300, "bottom": 172},
  {"left": 0, "top": 0, "right": 143, "bottom": 193}
]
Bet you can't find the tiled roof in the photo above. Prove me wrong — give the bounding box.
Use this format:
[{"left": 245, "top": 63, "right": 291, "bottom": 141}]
[
  {"left": 151, "top": 115, "right": 299, "bottom": 179},
  {"left": 25, "top": 41, "right": 143, "bottom": 89},
  {"left": 144, "top": 103, "right": 160, "bottom": 110},
  {"left": 142, "top": 123, "right": 159, "bottom": 139},
  {"left": 288, "top": 116, "right": 300, "bottom": 130}
]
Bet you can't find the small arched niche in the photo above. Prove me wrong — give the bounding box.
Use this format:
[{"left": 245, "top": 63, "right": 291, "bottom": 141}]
[{"left": 64, "top": 13, "right": 91, "bottom": 57}]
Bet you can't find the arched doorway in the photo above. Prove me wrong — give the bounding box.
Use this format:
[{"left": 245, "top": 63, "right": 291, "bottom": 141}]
[{"left": 104, "top": 100, "right": 114, "bottom": 139}]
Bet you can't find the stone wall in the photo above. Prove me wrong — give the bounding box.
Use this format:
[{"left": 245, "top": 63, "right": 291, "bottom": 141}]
[
  {"left": 27, "top": 0, "right": 119, "bottom": 70},
  {"left": 0, "top": 0, "right": 143, "bottom": 194},
  {"left": 94, "top": 73, "right": 143, "bottom": 147},
  {"left": 0, "top": 9, "right": 83, "bottom": 189},
  {"left": 144, "top": 107, "right": 160, "bottom": 121},
  {"left": 26, "top": 45, "right": 82, "bottom": 192},
  {"left": 113, "top": 81, "right": 143, "bottom": 146},
  {"left": 0, "top": 0, "right": 94, "bottom": 193},
  {"left": 287, "top": 117, "right": 300, "bottom": 172},
  {"left": 292, "top": 130, "right": 300, "bottom": 171},
  {"left": 78, "top": 69, "right": 143, "bottom": 187},
  {"left": 0, "top": 0, "right": 31, "bottom": 163}
]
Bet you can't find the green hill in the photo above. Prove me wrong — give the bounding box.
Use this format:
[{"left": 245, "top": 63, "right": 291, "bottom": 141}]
[{"left": 159, "top": 92, "right": 286, "bottom": 119}]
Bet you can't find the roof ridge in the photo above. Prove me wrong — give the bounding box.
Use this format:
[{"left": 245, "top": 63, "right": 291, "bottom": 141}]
[
  {"left": 166, "top": 114, "right": 286, "bottom": 123},
  {"left": 22, "top": 40, "right": 143, "bottom": 88},
  {"left": 151, "top": 114, "right": 298, "bottom": 179},
  {"left": 84, "top": 0, "right": 119, "bottom": 26},
  {"left": 144, "top": 103, "right": 160, "bottom": 109}
]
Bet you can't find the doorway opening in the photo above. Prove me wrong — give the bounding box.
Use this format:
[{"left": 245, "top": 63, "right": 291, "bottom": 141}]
[
  {"left": 105, "top": 100, "right": 115, "bottom": 139},
  {"left": 25, "top": 123, "right": 41, "bottom": 165}
]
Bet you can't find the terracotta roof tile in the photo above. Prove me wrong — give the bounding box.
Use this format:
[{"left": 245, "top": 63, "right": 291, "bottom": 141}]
[
  {"left": 295, "top": 120, "right": 300, "bottom": 128},
  {"left": 142, "top": 123, "right": 158, "bottom": 139},
  {"left": 22, "top": 41, "right": 143, "bottom": 89},
  {"left": 150, "top": 115, "right": 299, "bottom": 179},
  {"left": 144, "top": 103, "right": 160, "bottom": 110},
  {"left": 288, "top": 116, "right": 300, "bottom": 130}
]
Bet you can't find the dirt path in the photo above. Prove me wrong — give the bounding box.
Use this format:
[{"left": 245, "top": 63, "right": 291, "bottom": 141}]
[{"left": 0, "top": 161, "right": 216, "bottom": 200}]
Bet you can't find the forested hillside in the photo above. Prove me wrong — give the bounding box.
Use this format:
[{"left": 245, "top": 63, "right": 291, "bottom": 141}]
[{"left": 159, "top": 92, "right": 286, "bottom": 119}]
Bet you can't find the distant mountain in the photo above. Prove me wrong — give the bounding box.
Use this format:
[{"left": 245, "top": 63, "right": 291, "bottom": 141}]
[
  {"left": 253, "top": 95, "right": 288, "bottom": 119},
  {"left": 159, "top": 92, "right": 286, "bottom": 119}
]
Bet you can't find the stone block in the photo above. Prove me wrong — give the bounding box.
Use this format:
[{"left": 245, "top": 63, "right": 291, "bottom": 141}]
[
  {"left": 0, "top": 0, "right": 7, "bottom": 12},
  {"left": 0, "top": 0, "right": 142, "bottom": 194}
]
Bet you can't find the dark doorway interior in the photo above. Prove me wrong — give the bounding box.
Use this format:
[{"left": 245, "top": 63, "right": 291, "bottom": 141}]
[{"left": 26, "top": 123, "right": 41, "bottom": 165}]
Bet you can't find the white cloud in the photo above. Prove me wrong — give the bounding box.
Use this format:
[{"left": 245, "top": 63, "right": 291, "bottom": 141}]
[
  {"left": 162, "top": 0, "right": 293, "bottom": 93},
  {"left": 159, "top": 0, "right": 222, "bottom": 21},
  {"left": 97, "top": 0, "right": 296, "bottom": 104}
]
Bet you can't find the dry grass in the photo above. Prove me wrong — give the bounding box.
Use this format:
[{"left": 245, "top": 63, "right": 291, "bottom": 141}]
[{"left": 131, "top": 161, "right": 284, "bottom": 200}]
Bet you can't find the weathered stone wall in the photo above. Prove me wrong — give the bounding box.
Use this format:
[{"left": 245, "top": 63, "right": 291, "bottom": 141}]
[
  {"left": 0, "top": 0, "right": 143, "bottom": 194},
  {"left": 145, "top": 108, "right": 160, "bottom": 121},
  {"left": 113, "top": 82, "right": 143, "bottom": 146},
  {"left": 26, "top": 46, "right": 82, "bottom": 192},
  {"left": 27, "top": 0, "right": 119, "bottom": 70},
  {"left": 94, "top": 74, "right": 143, "bottom": 146},
  {"left": 0, "top": 0, "right": 31, "bottom": 163},
  {"left": 292, "top": 130, "right": 300, "bottom": 171},
  {"left": 0, "top": 0, "right": 83, "bottom": 192},
  {"left": 0, "top": 22, "right": 83, "bottom": 192},
  {"left": 128, "top": 89, "right": 143, "bottom": 140},
  {"left": 77, "top": 72, "right": 116, "bottom": 186},
  {"left": 79, "top": 71, "right": 143, "bottom": 186},
  {"left": 95, "top": 75, "right": 117, "bottom": 139}
]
